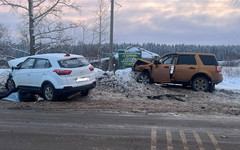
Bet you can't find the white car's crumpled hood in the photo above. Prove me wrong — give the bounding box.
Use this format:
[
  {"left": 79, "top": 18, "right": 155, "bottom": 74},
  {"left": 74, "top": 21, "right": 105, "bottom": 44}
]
[{"left": 8, "top": 56, "right": 28, "bottom": 67}]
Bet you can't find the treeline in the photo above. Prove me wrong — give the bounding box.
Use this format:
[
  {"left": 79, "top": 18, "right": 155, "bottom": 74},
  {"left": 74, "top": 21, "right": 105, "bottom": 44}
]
[
  {"left": 1, "top": 43, "right": 240, "bottom": 61},
  {"left": 66, "top": 43, "right": 240, "bottom": 61}
]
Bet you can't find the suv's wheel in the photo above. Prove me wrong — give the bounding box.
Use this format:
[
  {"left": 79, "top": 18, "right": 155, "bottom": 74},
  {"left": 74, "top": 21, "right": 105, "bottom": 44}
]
[
  {"left": 192, "top": 77, "right": 209, "bottom": 91},
  {"left": 42, "top": 84, "right": 56, "bottom": 101},
  {"left": 6, "top": 78, "right": 16, "bottom": 92},
  {"left": 136, "top": 72, "right": 152, "bottom": 84}
]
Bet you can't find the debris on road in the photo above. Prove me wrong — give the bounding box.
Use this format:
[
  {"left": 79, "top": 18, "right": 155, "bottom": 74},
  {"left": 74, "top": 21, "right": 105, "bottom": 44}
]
[{"left": 147, "top": 94, "right": 187, "bottom": 102}]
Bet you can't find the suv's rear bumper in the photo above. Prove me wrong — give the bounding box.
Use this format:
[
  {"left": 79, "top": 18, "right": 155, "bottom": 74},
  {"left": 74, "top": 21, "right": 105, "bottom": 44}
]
[
  {"left": 212, "top": 74, "right": 223, "bottom": 84},
  {"left": 55, "top": 81, "right": 96, "bottom": 96}
]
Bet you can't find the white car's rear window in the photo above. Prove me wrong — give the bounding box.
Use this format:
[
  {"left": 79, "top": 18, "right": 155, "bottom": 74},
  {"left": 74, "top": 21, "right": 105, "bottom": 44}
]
[{"left": 58, "top": 58, "right": 89, "bottom": 68}]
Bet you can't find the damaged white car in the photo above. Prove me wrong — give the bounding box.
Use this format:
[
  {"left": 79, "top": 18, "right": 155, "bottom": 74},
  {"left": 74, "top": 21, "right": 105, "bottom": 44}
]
[{"left": 6, "top": 53, "right": 96, "bottom": 101}]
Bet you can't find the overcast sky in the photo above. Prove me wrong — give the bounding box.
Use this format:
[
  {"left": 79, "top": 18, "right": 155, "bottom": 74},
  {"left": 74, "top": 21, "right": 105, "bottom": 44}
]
[{"left": 0, "top": 0, "right": 240, "bottom": 45}]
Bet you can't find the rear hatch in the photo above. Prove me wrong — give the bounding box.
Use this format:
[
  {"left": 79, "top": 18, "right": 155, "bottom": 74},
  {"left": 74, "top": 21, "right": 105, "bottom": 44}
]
[
  {"left": 198, "top": 54, "right": 223, "bottom": 83},
  {"left": 58, "top": 57, "right": 95, "bottom": 87}
]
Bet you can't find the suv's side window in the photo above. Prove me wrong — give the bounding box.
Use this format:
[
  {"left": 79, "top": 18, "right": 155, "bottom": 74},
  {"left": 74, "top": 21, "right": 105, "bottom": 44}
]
[
  {"left": 34, "top": 59, "right": 52, "bottom": 69},
  {"left": 199, "top": 55, "right": 218, "bottom": 66},
  {"left": 177, "top": 55, "right": 196, "bottom": 65},
  {"left": 21, "top": 58, "right": 35, "bottom": 69},
  {"left": 160, "top": 55, "right": 176, "bottom": 64}
]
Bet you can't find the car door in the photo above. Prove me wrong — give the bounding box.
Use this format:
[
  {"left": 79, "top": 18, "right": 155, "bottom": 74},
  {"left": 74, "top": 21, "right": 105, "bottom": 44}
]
[
  {"left": 13, "top": 58, "right": 36, "bottom": 87},
  {"left": 30, "top": 58, "right": 52, "bottom": 87},
  {"left": 151, "top": 55, "right": 176, "bottom": 82},
  {"left": 173, "top": 54, "right": 198, "bottom": 81}
]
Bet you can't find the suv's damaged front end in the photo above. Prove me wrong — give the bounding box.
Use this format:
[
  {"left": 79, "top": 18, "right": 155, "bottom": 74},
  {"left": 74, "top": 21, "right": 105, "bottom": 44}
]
[
  {"left": 132, "top": 59, "right": 151, "bottom": 72},
  {"left": 132, "top": 59, "right": 154, "bottom": 84}
]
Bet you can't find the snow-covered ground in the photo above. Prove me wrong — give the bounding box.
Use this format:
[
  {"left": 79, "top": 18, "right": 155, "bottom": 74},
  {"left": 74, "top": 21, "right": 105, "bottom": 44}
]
[{"left": 216, "top": 67, "right": 240, "bottom": 90}]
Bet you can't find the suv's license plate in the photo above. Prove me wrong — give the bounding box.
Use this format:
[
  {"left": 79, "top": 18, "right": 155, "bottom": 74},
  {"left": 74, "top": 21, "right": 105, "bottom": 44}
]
[{"left": 76, "top": 77, "right": 89, "bottom": 82}]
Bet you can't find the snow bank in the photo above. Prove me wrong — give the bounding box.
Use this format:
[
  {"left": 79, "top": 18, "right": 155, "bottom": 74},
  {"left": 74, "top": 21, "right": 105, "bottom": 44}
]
[
  {"left": 94, "top": 68, "right": 105, "bottom": 77},
  {"left": 216, "top": 67, "right": 240, "bottom": 90},
  {"left": 115, "top": 68, "right": 132, "bottom": 82},
  {"left": 216, "top": 78, "right": 240, "bottom": 90}
]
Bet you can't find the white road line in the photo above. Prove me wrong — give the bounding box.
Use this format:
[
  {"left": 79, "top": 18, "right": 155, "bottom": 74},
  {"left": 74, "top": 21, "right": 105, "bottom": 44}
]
[
  {"left": 151, "top": 129, "right": 157, "bottom": 150},
  {"left": 193, "top": 131, "right": 205, "bottom": 150},
  {"left": 207, "top": 132, "right": 221, "bottom": 150},
  {"left": 166, "top": 129, "right": 173, "bottom": 150},
  {"left": 180, "top": 130, "right": 189, "bottom": 150}
]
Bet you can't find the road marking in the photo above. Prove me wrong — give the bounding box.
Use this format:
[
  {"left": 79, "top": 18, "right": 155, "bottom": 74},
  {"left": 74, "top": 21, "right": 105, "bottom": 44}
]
[
  {"left": 166, "top": 129, "right": 174, "bottom": 150},
  {"left": 180, "top": 130, "right": 189, "bottom": 150},
  {"left": 151, "top": 129, "right": 157, "bottom": 150},
  {"left": 207, "top": 132, "right": 221, "bottom": 150},
  {"left": 193, "top": 131, "right": 205, "bottom": 150}
]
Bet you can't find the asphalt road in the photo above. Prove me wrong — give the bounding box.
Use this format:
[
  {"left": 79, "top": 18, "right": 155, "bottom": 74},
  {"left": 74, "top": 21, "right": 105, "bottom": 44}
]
[{"left": 0, "top": 110, "right": 239, "bottom": 150}]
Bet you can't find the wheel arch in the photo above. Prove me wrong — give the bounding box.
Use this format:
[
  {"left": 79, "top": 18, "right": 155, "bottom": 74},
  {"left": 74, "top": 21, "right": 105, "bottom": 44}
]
[
  {"left": 41, "top": 81, "right": 55, "bottom": 92},
  {"left": 191, "top": 73, "right": 212, "bottom": 83},
  {"left": 142, "top": 69, "right": 150, "bottom": 74}
]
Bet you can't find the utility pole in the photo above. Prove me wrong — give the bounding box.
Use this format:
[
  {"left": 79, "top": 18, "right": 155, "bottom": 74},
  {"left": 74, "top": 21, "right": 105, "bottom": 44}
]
[{"left": 108, "top": 0, "right": 114, "bottom": 71}]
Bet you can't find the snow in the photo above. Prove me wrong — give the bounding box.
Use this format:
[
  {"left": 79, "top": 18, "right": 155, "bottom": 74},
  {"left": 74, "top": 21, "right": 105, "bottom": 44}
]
[
  {"left": 115, "top": 68, "right": 133, "bottom": 82},
  {"left": 216, "top": 67, "right": 240, "bottom": 90},
  {"left": 216, "top": 77, "right": 240, "bottom": 90},
  {"left": 94, "top": 67, "right": 105, "bottom": 76}
]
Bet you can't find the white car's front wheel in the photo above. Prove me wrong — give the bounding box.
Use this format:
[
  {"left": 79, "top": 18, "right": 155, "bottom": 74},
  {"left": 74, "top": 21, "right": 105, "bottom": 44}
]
[
  {"left": 43, "top": 84, "right": 56, "bottom": 101},
  {"left": 6, "top": 78, "right": 16, "bottom": 92}
]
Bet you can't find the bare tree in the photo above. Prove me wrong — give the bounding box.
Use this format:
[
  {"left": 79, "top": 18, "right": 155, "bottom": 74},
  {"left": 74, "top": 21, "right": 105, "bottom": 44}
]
[
  {"left": 234, "top": 0, "right": 239, "bottom": 5},
  {"left": 0, "top": 24, "right": 12, "bottom": 57},
  {"left": 0, "top": 0, "right": 81, "bottom": 55},
  {"left": 94, "top": 0, "right": 109, "bottom": 62},
  {"left": 0, "top": 24, "right": 10, "bottom": 43}
]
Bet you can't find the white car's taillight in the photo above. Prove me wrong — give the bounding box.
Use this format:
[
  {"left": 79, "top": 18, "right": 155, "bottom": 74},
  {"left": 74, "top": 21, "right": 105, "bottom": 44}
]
[
  {"left": 215, "top": 66, "right": 222, "bottom": 73},
  {"left": 53, "top": 69, "right": 72, "bottom": 75},
  {"left": 89, "top": 66, "right": 94, "bottom": 71}
]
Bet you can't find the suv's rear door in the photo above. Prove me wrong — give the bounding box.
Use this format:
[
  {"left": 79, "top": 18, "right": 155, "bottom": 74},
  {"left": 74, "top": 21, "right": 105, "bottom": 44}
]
[{"left": 173, "top": 54, "right": 198, "bottom": 81}]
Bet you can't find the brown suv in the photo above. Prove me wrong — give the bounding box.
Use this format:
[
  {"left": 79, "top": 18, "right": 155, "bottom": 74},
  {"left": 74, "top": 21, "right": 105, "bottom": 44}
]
[{"left": 132, "top": 53, "right": 223, "bottom": 91}]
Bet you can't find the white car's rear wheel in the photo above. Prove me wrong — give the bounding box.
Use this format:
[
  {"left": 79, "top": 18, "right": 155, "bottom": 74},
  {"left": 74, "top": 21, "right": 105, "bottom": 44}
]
[{"left": 43, "top": 84, "right": 56, "bottom": 101}]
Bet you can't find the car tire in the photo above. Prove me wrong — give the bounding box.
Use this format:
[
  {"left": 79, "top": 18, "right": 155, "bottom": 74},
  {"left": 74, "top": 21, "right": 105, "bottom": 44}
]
[
  {"left": 42, "top": 84, "right": 56, "bottom": 101},
  {"left": 81, "top": 90, "right": 89, "bottom": 96},
  {"left": 5, "top": 78, "right": 17, "bottom": 92},
  {"left": 192, "top": 77, "right": 209, "bottom": 92},
  {"left": 136, "top": 72, "right": 152, "bottom": 84}
]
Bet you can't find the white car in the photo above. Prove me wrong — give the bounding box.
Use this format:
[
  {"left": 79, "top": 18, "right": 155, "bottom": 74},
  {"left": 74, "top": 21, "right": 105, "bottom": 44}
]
[{"left": 6, "top": 53, "right": 96, "bottom": 101}]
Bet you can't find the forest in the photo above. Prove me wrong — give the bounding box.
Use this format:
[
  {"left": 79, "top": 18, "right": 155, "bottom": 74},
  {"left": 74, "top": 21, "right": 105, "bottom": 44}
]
[{"left": 1, "top": 42, "right": 240, "bottom": 62}]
